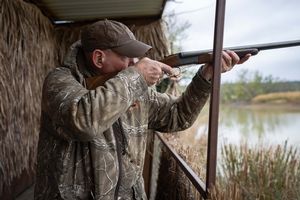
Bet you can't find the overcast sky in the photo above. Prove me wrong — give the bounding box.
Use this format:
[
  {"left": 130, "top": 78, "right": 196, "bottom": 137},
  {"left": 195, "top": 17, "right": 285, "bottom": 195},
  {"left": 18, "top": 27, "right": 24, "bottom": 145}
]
[{"left": 163, "top": 0, "right": 300, "bottom": 82}]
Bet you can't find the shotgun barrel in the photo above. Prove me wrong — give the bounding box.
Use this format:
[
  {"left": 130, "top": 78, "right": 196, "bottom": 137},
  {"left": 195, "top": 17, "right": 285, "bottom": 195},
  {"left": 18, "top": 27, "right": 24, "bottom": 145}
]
[{"left": 162, "top": 39, "right": 300, "bottom": 67}]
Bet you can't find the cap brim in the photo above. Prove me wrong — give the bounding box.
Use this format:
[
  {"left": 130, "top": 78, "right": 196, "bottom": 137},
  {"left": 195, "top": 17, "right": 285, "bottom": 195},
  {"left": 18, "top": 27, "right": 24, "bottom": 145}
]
[{"left": 112, "top": 40, "right": 152, "bottom": 58}]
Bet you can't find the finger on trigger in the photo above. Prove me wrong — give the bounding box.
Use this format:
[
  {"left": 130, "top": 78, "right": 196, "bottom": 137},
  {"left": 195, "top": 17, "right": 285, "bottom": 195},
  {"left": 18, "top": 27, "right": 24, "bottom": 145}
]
[{"left": 160, "top": 63, "right": 174, "bottom": 76}]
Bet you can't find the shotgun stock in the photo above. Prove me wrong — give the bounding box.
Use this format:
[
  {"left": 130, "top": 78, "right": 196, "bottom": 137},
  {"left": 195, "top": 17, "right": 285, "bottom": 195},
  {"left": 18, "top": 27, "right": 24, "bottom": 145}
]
[{"left": 86, "top": 39, "right": 300, "bottom": 89}]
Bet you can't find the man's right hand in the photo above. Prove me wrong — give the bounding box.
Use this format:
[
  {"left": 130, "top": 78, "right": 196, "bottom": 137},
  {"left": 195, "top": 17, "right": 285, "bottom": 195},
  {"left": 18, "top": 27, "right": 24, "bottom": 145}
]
[{"left": 135, "top": 57, "right": 173, "bottom": 86}]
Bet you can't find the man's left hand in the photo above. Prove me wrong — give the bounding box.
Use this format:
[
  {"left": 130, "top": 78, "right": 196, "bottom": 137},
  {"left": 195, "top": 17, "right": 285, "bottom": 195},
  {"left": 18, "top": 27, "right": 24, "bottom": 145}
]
[{"left": 200, "top": 50, "right": 251, "bottom": 81}]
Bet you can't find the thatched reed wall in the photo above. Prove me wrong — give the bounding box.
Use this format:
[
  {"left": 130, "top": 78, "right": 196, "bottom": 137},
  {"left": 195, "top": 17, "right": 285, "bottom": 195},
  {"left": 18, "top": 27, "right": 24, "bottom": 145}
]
[
  {"left": 0, "top": 0, "right": 170, "bottom": 196},
  {"left": 155, "top": 145, "right": 202, "bottom": 200},
  {"left": 131, "top": 20, "right": 170, "bottom": 60},
  {"left": 153, "top": 134, "right": 207, "bottom": 200},
  {"left": 0, "top": 0, "right": 57, "bottom": 195}
]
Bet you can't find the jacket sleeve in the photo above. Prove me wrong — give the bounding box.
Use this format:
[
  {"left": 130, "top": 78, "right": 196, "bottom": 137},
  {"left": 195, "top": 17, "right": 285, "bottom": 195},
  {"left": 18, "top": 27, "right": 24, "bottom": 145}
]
[
  {"left": 42, "top": 66, "right": 148, "bottom": 141},
  {"left": 148, "top": 71, "right": 211, "bottom": 132}
]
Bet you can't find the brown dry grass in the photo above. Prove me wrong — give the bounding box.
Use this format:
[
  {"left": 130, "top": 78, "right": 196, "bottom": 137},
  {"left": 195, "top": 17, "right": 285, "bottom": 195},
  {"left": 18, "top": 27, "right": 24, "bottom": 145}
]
[
  {"left": 210, "top": 142, "right": 300, "bottom": 200},
  {"left": 252, "top": 91, "right": 300, "bottom": 104},
  {"left": 158, "top": 136, "right": 300, "bottom": 200}
]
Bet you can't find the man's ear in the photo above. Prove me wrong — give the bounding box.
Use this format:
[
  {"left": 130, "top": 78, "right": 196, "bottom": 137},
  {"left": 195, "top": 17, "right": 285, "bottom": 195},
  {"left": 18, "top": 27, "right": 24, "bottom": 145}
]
[{"left": 92, "top": 49, "right": 104, "bottom": 69}]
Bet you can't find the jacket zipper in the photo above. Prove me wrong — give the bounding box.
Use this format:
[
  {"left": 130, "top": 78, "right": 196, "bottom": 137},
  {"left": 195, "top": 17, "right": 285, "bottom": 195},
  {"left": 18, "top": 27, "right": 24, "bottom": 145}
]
[{"left": 113, "top": 118, "right": 125, "bottom": 200}]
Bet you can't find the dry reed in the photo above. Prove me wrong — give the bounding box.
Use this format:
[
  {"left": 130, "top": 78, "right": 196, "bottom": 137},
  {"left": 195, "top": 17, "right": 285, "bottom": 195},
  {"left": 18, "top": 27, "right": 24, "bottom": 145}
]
[
  {"left": 211, "top": 142, "right": 300, "bottom": 200},
  {"left": 156, "top": 135, "right": 300, "bottom": 200},
  {"left": 252, "top": 91, "right": 300, "bottom": 104},
  {"left": 131, "top": 20, "right": 170, "bottom": 60},
  {"left": 0, "top": 0, "right": 56, "bottom": 193}
]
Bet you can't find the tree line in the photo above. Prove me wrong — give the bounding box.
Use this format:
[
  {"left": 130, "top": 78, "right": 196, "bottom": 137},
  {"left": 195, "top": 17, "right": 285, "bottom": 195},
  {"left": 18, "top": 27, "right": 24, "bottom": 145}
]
[{"left": 220, "top": 69, "right": 300, "bottom": 103}]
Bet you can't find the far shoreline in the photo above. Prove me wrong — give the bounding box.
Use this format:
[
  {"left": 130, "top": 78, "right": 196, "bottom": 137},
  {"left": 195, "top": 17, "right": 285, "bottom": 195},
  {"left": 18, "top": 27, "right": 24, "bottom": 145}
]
[{"left": 221, "top": 102, "right": 300, "bottom": 111}]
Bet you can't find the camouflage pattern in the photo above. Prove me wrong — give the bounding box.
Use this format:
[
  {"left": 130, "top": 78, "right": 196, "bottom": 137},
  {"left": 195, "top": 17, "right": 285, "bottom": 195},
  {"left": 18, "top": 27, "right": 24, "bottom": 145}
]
[{"left": 34, "top": 41, "right": 211, "bottom": 200}]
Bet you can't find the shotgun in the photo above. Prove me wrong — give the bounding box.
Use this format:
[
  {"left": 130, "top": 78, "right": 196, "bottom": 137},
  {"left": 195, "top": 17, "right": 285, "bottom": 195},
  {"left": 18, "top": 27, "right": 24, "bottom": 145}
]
[{"left": 86, "top": 39, "right": 300, "bottom": 89}]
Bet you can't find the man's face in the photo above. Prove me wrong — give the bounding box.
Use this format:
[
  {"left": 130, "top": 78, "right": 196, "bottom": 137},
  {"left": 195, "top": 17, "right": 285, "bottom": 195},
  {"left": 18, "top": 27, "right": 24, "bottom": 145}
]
[{"left": 100, "top": 49, "right": 135, "bottom": 74}]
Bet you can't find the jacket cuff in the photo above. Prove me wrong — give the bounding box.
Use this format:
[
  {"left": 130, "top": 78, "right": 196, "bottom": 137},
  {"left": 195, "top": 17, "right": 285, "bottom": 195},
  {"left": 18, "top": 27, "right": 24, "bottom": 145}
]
[{"left": 194, "top": 69, "right": 212, "bottom": 92}]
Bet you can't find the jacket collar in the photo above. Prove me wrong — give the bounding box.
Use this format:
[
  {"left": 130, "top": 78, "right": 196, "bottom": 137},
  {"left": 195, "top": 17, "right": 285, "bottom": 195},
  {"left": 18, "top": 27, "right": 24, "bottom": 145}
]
[{"left": 63, "top": 40, "right": 98, "bottom": 81}]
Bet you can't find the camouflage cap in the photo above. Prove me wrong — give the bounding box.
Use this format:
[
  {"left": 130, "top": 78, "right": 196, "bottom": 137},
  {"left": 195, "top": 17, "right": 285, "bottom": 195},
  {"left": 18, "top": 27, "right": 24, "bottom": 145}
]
[{"left": 81, "top": 19, "right": 152, "bottom": 58}]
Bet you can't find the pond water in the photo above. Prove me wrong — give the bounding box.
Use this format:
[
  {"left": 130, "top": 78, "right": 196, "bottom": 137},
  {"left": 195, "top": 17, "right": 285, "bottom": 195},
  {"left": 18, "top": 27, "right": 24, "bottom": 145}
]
[{"left": 195, "top": 104, "right": 300, "bottom": 148}]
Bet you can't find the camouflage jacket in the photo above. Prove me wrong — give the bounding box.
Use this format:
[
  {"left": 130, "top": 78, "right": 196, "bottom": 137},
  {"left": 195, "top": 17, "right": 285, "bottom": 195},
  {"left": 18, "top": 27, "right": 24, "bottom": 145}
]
[{"left": 34, "top": 41, "right": 211, "bottom": 200}]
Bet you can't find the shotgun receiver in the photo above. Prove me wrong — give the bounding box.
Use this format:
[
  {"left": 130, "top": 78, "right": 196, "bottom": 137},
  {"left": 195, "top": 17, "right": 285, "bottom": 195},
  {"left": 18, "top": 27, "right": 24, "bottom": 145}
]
[{"left": 86, "top": 39, "right": 300, "bottom": 89}]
